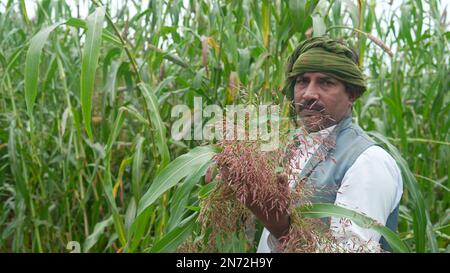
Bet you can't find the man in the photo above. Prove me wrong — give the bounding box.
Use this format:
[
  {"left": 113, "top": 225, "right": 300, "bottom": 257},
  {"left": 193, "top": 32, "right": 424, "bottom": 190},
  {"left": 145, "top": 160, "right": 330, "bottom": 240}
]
[
  {"left": 206, "top": 36, "right": 403, "bottom": 252},
  {"left": 255, "top": 36, "right": 403, "bottom": 252}
]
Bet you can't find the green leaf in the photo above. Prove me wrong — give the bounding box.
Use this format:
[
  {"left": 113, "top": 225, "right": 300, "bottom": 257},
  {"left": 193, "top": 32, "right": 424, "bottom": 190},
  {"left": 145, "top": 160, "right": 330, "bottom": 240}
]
[
  {"left": 80, "top": 7, "right": 105, "bottom": 140},
  {"left": 83, "top": 216, "right": 113, "bottom": 252},
  {"left": 238, "top": 48, "right": 250, "bottom": 84},
  {"left": 298, "top": 203, "right": 410, "bottom": 253},
  {"left": 151, "top": 213, "right": 197, "bottom": 253},
  {"left": 262, "top": 0, "right": 270, "bottom": 48},
  {"left": 136, "top": 145, "right": 217, "bottom": 217},
  {"left": 106, "top": 107, "right": 126, "bottom": 156},
  {"left": 139, "top": 82, "right": 171, "bottom": 169},
  {"left": 25, "top": 22, "right": 63, "bottom": 116},
  {"left": 198, "top": 180, "right": 218, "bottom": 199},
  {"left": 19, "top": 0, "right": 31, "bottom": 27},
  {"left": 167, "top": 161, "right": 212, "bottom": 232},
  {"left": 289, "top": 0, "right": 307, "bottom": 32},
  {"left": 341, "top": 0, "right": 359, "bottom": 28},
  {"left": 311, "top": 14, "right": 326, "bottom": 37},
  {"left": 132, "top": 135, "right": 145, "bottom": 203},
  {"left": 103, "top": 108, "right": 127, "bottom": 247},
  {"left": 249, "top": 52, "right": 270, "bottom": 82},
  {"left": 121, "top": 106, "right": 149, "bottom": 126},
  {"left": 66, "top": 17, "right": 121, "bottom": 46},
  {"left": 126, "top": 206, "right": 153, "bottom": 252},
  {"left": 7, "top": 123, "right": 28, "bottom": 201}
]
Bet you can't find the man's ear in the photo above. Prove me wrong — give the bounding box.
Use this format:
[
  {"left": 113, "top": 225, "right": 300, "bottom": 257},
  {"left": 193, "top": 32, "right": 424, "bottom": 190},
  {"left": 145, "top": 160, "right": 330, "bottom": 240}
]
[
  {"left": 348, "top": 90, "right": 359, "bottom": 103},
  {"left": 345, "top": 83, "right": 362, "bottom": 103},
  {"left": 349, "top": 93, "right": 357, "bottom": 103}
]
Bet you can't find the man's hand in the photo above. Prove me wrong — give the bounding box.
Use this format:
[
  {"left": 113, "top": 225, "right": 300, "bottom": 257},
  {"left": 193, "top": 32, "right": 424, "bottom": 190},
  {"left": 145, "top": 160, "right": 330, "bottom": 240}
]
[
  {"left": 245, "top": 173, "right": 291, "bottom": 240},
  {"left": 205, "top": 165, "right": 290, "bottom": 240}
]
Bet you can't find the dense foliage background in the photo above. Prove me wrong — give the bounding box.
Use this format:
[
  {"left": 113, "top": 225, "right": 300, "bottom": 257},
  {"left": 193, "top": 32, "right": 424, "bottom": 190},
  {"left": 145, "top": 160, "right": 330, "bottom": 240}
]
[{"left": 0, "top": 0, "right": 448, "bottom": 252}]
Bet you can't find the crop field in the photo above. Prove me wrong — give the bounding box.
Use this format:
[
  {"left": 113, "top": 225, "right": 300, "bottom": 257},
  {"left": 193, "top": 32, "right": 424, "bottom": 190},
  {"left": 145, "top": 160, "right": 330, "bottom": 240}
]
[{"left": 0, "top": 0, "right": 448, "bottom": 253}]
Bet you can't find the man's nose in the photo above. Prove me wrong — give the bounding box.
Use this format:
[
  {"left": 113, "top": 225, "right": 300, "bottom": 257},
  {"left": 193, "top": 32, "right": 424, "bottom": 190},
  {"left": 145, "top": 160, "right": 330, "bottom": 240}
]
[{"left": 302, "top": 82, "right": 319, "bottom": 100}]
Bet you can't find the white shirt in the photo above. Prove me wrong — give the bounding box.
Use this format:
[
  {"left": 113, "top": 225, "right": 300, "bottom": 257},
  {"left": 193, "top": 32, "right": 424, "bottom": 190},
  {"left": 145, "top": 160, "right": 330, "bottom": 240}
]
[{"left": 257, "top": 126, "right": 403, "bottom": 253}]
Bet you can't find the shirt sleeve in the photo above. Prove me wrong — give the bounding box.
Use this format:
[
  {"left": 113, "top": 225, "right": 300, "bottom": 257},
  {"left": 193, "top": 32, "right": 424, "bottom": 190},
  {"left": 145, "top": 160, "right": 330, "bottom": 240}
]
[{"left": 330, "top": 145, "right": 403, "bottom": 250}]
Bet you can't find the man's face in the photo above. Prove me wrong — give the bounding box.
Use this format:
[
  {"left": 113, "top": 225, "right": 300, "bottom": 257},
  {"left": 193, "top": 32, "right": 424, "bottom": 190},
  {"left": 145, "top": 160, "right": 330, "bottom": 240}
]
[{"left": 294, "top": 72, "right": 354, "bottom": 132}]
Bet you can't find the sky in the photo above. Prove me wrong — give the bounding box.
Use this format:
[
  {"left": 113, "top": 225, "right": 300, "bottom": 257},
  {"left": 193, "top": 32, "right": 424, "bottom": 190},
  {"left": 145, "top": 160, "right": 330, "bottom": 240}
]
[
  {"left": 17, "top": 0, "right": 445, "bottom": 22},
  {"left": 2, "top": 0, "right": 448, "bottom": 55}
]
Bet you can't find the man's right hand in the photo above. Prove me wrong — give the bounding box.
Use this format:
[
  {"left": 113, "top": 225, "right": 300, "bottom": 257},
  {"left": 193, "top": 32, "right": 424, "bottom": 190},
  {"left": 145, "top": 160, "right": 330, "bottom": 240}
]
[{"left": 204, "top": 164, "right": 290, "bottom": 240}]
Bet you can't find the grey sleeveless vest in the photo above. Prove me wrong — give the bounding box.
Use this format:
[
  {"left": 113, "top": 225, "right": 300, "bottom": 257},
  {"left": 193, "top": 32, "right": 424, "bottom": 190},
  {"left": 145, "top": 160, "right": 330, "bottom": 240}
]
[{"left": 297, "top": 114, "right": 399, "bottom": 251}]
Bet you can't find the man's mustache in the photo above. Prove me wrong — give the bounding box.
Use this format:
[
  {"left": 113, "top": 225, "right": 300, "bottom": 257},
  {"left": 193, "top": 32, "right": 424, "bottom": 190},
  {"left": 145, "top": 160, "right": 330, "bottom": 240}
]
[{"left": 295, "top": 100, "right": 325, "bottom": 113}]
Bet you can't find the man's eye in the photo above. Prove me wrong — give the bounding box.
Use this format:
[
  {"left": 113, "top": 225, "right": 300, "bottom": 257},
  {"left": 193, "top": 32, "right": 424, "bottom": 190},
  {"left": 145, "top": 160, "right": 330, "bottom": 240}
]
[{"left": 296, "top": 78, "right": 307, "bottom": 84}]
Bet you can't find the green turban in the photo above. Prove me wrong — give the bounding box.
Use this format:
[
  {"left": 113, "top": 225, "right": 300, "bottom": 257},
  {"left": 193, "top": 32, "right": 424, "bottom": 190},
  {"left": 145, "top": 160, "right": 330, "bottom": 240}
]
[{"left": 283, "top": 36, "right": 367, "bottom": 99}]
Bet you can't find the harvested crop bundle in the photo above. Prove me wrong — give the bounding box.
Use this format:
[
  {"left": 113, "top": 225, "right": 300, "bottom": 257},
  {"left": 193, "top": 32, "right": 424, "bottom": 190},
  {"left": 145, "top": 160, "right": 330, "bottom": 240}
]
[
  {"left": 277, "top": 210, "right": 332, "bottom": 253},
  {"left": 194, "top": 122, "right": 389, "bottom": 253},
  {"left": 212, "top": 140, "right": 291, "bottom": 219},
  {"left": 194, "top": 134, "right": 326, "bottom": 252},
  {"left": 194, "top": 183, "right": 254, "bottom": 252}
]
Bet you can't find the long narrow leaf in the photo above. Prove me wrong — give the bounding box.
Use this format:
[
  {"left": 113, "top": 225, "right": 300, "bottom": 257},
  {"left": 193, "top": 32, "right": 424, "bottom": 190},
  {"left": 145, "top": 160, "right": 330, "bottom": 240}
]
[
  {"left": 83, "top": 216, "right": 113, "bottom": 252},
  {"left": 151, "top": 213, "right": 197, "bottom": 253},
  {"left": 80, "top": 7, "right": 105, "bottom": 140},
  {"left": 298, "top": 203, "right": 410, "bottom": 253},
  {"left": 25, "top": 22, "right": 63, "bottom": 116},
  {"left": 66, "top": 17, "right": 121, "bottom": 46},
  {"left": 139, "top": 82, "right": 170, "bottom": 168},
  {"left": 132, "top": 136, "right": 145, "bottom": 203},
  {"left": 167, "top": 161, "right": 211, "bottom": 232},
  {"left": 136, "top": 145, "right": 217, "bottom": 217}
]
